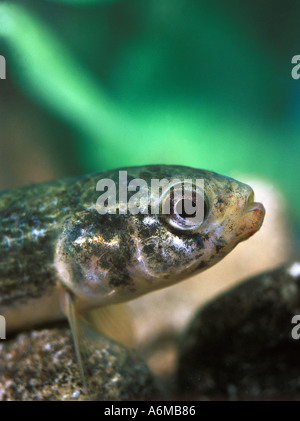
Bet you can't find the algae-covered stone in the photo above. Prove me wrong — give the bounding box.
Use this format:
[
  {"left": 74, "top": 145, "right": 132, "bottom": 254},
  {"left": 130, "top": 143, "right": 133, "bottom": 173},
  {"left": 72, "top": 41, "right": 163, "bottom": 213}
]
[
  {"left": 177, "top": 262, "right": 300, "bottom": 400},
  {"left": 0, "top": 327, "right": 160, "bottom": 401}
]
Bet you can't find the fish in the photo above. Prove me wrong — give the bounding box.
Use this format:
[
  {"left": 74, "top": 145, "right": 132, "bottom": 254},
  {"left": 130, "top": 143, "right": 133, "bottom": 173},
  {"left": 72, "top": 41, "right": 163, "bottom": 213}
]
[{"left": 0, "top": 165, "right": 265, "bottom": 397}]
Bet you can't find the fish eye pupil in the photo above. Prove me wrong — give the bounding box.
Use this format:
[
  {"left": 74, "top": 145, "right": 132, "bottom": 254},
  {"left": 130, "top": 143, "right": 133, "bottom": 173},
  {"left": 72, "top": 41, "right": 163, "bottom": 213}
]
[
  {"left": 174, "top": 196, "right": 208, "bottom": 221},
  {"left": 162, "top": 187, "right": 209, "bottom": 230},
  {"left": 175, "top": 199, "right": 196, "bottom": 218}
]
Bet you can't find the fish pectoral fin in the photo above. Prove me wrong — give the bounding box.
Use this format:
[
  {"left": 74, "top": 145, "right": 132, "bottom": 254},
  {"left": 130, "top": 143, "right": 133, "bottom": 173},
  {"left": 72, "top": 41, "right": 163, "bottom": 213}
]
[
  {"left": 82, "top": 303, "right": 134, "bottom": 348},
  {"left": 61, "top": 291, "right": 134, "bottom": 400},
  {"left": 61, "top": 290, "right": 89, "bottom": 396}
]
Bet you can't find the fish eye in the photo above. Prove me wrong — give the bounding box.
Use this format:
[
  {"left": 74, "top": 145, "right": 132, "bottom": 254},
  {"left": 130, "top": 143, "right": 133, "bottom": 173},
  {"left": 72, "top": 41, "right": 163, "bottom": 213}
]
[
  {"left": 175, "top": 197, "right": 208, "bottom": 220},
  {"left": 160, "top": 184, "right": 209, "bottom": 231}
]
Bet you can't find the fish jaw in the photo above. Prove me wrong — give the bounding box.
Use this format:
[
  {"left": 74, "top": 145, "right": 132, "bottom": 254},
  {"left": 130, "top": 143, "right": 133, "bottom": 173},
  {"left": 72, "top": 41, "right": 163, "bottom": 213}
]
[
  {"left": 231, "top": 182, "right": 266, "bottom": 242},
  {"left": 210, "top": 180, "right": 265, "bottom": 248},
  {"left": 237, "top": 200, "right": 266, "bottom": 241}
]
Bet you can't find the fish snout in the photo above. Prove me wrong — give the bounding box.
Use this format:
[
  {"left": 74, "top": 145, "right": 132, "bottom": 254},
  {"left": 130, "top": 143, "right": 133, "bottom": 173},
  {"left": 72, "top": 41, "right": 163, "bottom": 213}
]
[
  {"left": 236, "top": 184, "right": 265, "bottom": 240},
  {"left": 244, "top": 186, "right": 265, "bottom": 226},
  {"left": 246, "top": 201, "right": 265, "bottom": 224},
  {"left": 242, "top": 184, "right": 265, "bottom": 227},
  {"left": 239, "top": 200, "right": 265, "bottom": 240}
]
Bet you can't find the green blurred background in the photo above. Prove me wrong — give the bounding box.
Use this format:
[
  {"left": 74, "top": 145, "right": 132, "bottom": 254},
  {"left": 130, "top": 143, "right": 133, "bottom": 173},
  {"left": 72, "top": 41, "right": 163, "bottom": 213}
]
[{"left": 0, "top": 0, "right": 299, "bottom": 239}]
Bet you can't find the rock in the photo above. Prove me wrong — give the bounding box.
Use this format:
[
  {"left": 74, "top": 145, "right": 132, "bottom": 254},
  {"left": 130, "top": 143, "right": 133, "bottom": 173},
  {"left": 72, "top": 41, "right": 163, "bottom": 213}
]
[
  {"left": 0, "top": 326, "right": 160, "bottom": 401},
  {"left": 176, "top": 262, "right": 300, "bottom": 400}
]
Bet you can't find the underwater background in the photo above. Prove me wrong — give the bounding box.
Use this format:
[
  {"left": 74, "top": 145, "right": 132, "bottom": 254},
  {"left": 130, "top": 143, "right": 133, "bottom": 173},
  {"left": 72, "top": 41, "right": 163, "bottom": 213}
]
[{"left": 0, "top": 0, "right": 299, "bottom": 243}]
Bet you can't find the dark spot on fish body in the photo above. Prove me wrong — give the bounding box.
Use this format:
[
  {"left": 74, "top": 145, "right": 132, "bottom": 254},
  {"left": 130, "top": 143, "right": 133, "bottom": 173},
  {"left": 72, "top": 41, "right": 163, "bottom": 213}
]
[
  {"left": 162, "top": 264, "right": 169, "bottom": 273},
  {"left": 136, "top": 217, "right": 160, "bottom": 239},
  {"left": 139, "top": 166, "right": 171, "bottom": 180},
  {"left": 102, "top": 249, "right": 127, "bottom": 272},
  {"left": 139, "top": 171, "right": 153, "bottom": 180},
  {"left": 142, "top": 243, "right": 156, "bottom": 256},
  {"left": 195, "top": 235, "right": 205, "bottom": 249},
  {"left": 215, "top": 244, "right": 225, "bottom": 254},
  {"left": 63, "top": 220, "right": 82, "bottom": 244},
  {"left": 216, "top": 197, "right": 225, "bottom": 205},
  {"left": 202, "top": 233, "right": 210, "bottom": 242},
  {"left": 18, "top": 219, "right": 26, "bottom": 229},
  {"left": 196, "top": 261, "right": 208, "bottom": 271},
  {"left": 108, "top": 272, "right": 135, "bottom": 289},
  {"left": 70, "top": 261, "right": 85, "bottom": 288},
  {"left": 227, "top": 224, "right": 234, "bottom": 232}
]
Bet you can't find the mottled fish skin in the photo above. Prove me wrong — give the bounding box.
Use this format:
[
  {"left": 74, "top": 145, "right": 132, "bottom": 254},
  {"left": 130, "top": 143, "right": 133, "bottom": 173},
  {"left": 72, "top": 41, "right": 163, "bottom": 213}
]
[{"left": 0, "top": 165, "right": 265, "bottom": 332}]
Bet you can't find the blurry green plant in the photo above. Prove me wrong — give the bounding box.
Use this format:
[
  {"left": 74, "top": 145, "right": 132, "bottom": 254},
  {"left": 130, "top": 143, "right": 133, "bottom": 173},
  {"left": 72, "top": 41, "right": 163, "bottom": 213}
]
[
  {"left": 0, "top": 1, "right": 299, "bottom": 226},
  {"left": 45, "top": 1, "right": 117, "bottom": 3}
]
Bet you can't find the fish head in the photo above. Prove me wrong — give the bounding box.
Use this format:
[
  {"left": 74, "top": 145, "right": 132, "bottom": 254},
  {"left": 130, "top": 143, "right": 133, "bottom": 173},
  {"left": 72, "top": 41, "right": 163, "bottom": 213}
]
[
  {"left": 121, "top": 165, "right": 265, "bottom": 295},
  {"left": 55, "top": 165, "right": 265, "bottom": 306}
]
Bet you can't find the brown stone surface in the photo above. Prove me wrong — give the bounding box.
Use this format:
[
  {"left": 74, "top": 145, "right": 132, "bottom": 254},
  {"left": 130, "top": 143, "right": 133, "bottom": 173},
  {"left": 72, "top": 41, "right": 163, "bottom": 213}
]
[{"left": 0, "top": 327, "right": 160, "bottom": 401}]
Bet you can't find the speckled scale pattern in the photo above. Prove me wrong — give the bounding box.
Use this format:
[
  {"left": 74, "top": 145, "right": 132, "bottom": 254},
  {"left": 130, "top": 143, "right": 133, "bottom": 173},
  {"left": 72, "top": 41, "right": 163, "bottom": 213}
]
[{"left": 0, "top": 173, "right": 100, "bottom": 306}]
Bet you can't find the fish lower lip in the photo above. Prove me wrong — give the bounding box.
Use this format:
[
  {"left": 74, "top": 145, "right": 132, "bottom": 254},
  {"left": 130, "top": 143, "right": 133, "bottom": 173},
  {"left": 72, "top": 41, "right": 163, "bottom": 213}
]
[
  {"left": 245, "top": 201, "right": 265, "bottom": 214},
  {"left": 239, "top": 201, "right": 265, "bottom": 240}
]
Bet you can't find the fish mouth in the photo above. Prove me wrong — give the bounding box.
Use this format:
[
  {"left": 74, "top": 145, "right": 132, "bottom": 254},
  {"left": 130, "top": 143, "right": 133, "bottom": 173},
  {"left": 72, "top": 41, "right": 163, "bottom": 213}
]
[
  {"left": 245, "top": 201, "right": 265, "bottom": 215},
  {"left": 239, "top": 190, "right": 266, "bottom": 240},
  {"left": 245, "top": 201, "right": 265, "bottom": 227},
  {"left": 244, "top": 189, "right": 265, "bottom": 223}
]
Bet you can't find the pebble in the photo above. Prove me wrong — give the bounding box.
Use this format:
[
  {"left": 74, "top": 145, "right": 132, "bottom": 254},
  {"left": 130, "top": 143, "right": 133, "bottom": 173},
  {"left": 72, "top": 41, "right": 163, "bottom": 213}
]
[{"left": 177, "top": 263, "right": 300, "bottom": 400}]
